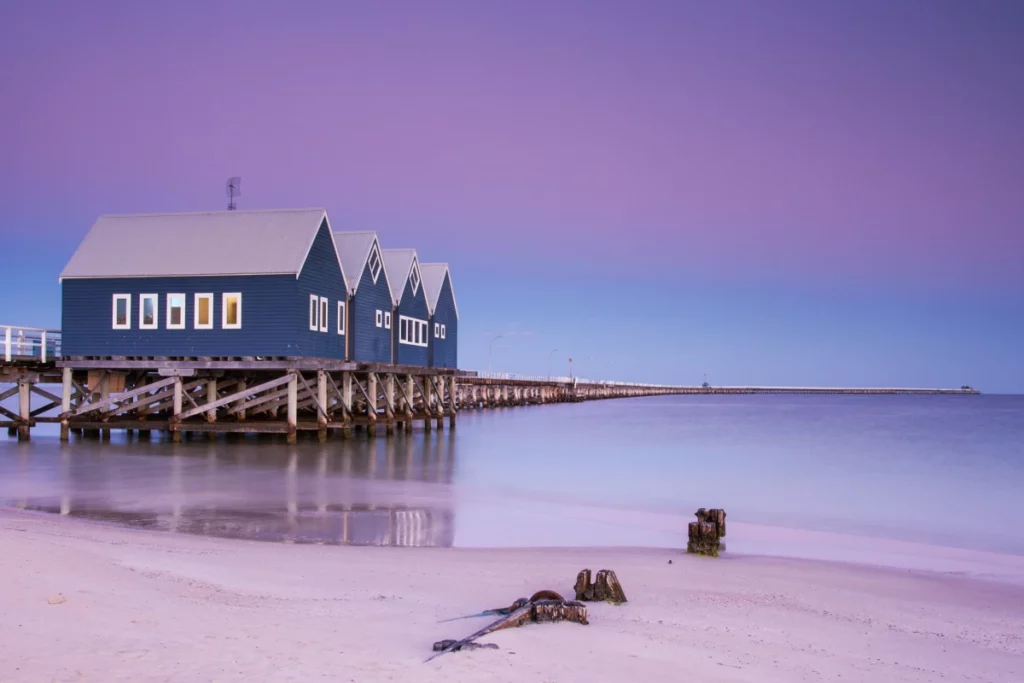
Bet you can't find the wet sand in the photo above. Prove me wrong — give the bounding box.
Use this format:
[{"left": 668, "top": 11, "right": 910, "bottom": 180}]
[{"left": 2, "top": 508, "right": 1022, "bottom": 683}]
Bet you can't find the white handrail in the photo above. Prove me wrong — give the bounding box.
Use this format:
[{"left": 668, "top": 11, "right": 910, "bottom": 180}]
[{"left": 1, "top": 325, "right": 62, "bottom": 363}]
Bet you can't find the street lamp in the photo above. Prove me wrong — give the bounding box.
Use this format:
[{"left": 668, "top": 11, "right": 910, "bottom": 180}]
[
  {"left": 547, "top": 348, "right": 559, "bottom": 380},
  {"left": 488, "top": 334, "right": 503, "bottom": 374}
]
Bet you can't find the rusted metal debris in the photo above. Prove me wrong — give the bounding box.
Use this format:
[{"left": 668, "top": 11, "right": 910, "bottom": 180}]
[
  {"left": 574, "top": 569, "right": 627, "bottom": 604},
  {"left": 687, "top": 507, "right": 727, "bottom": 557},
  {"left": 427, "top": 596, "right": 588, "bottom": 662}
]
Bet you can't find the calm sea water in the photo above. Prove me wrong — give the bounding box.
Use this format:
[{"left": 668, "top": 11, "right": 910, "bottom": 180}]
[{"left": 2, "top": 394, "right": 1022, "bottom": 556}]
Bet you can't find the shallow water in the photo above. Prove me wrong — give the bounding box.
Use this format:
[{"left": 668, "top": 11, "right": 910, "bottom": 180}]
[{"left": 2, "top": 394, "right": 1022, "bottom": 555}]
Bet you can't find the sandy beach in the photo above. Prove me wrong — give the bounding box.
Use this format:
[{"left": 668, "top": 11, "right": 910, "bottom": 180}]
[{"left": 1, "top": 509, "right": 1022, "bottom": 682}]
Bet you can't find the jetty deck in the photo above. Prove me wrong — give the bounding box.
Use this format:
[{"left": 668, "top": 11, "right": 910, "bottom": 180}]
[{"left": 1, "top": 324, "right": 979, "bottom": 443}]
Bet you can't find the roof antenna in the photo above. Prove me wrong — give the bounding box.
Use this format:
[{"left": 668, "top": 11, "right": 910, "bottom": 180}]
[{"left": 226, "top": 176, "right": 241, "bottom": 210}]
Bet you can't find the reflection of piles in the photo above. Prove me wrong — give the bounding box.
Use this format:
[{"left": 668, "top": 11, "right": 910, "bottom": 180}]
[{"left": 172, "top": 504, "right": 455, "bottom": 548}]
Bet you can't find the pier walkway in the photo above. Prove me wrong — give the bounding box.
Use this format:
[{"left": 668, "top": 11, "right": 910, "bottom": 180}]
[{"left": 1, "top": 323, "right": 978, "bottom": 443}]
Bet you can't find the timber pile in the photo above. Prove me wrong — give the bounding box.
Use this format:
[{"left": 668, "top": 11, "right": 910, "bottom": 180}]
[
  {"left": 686, "top": 507, "right": 727, "bottom": 557},
  {"left": 573, "top": 569, "right": 628, "bottom": 604}
]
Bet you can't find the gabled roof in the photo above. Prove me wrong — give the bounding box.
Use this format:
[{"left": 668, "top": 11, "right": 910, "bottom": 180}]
[
  {"left": 59, "top": 208, "right": 345, "bottom": 281},
  {"left": 380, "top": 249, "right": 420, "bottom": 306},
  {"left": 419, "top": 263, "right": 459, "bottom": 320},
  {"left": 332, "top": 230, "right": 390, "bottom": 295}
]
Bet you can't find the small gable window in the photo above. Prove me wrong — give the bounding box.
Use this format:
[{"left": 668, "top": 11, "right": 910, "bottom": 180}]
[
  {"left": 310, "top": 294, "right": 319, "bottom": 331},
  {"left": 441, "top": 324, "right": 446, "bottom": 340},
  {"left": 319, "top": 297, "right": 329, "bottom": 333},
  {"left": 434, "top": 323, "right": 440, "bottom": 339},
  {"left": 337, "top": 301, "right": 346, "bottom": 335},
  {"left": 195, "top": 293, "right": 213, "bottom": 329},
  {"left": 140, "top": 294, "right": 158, "bottom": 330},
  {"left": 410, "top": 263, "right": 421, "bottom": 294},
  {"left": 112, "top": 294, "right": 131, "bottom": 329},
  {"left": 368, "top": 244, "right": 382, "bottom": 283},
  {"left": 375, "top": 310, "right": 383, "bottom": 328},
  {"left": 167, "top": 294, "right": 185, "bottom": 330},
  {"left": 222, "top": 293, "right": 242, "bottom": 329},
  {"left": 384, "top": 311, "right": 391, "bottom": 329}
]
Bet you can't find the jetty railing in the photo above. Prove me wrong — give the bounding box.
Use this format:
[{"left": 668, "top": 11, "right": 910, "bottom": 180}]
[{"left": 2, "top": 325, "right": 62, "bottom": 363}]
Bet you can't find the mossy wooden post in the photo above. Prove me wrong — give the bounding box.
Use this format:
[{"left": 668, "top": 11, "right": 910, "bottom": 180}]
[
  {"left": 384, "top": 373, "right": 395, "bottom": 436},
  {"left": 17, "top": 377, "right": 31, "bottom": 442},
  {"left": 286, "top": 372, "right": 298, "bottom": 444},
  {"left": 687, "top": 507, "right": 727, "bottom": 556},
  {"left": 366, "top": 373, "right": 378, "bottom": 438},
  {"left": 59, "top": 367, "right": 72, "bottom": 442},
  {"left": 317, "top": 369, "right": 328, "bottom": 442},
  {"left": 205, "top": 378, "right": 217, "bottom": 441},
  {"left": 341, "top": 371, "right": 353, "bottom": 439},
  {"left": 405, "top": 375, "right": 414, "bottom": 433},
  {"left": 448, "top": 375, "right": 457, "bottom": 429},
  {"left": 171, "top": 376, "right": 183, "bottom": 443},
  {"left": 99, "top": 372, "right": 110, "bottom": 441},
  {"left": 423, "top": 377, "right": 432, "bottom": 432}
]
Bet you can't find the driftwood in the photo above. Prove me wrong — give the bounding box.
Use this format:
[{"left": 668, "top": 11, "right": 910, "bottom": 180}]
[
  {"left": 687, "top": 507, "right": 727, "bottom": 557},
  {"left": 427, "top": 598, "right": 588, "bottom": 662},
  {"left": 432, "top": 639, "right": 499, "bottom": 652},
  {"left": 574, "top": 568, "right": 627, "bottom": 604},
  {"left": 438, "top": 590, "right": 566, "bottom": 623}
]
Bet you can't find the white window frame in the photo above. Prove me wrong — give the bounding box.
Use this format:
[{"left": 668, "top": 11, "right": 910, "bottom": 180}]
[
  {"left": 194, "top": 293, "right": 213, "bottom": 330},
  {"left": 166, "top": 293, "right": 186, "bottom": 330},
  {"left": 368, "top": 244, "right": 383, "bottom": 283},
  {"left": 222, "top": 292, "right": 242, "bottom": 330},
  {"left": 399, "top": 315, "right": 428, "bottom": 347},
  {"left": 112, "top": 294, "right": 131, "bottom": 330},
  {"left": 375, "top": 309, "right": 383, "bottom": 328},
  {"left": 434, "top": 322, "right": 440, "bottom": 339},
  {"left": 319, "top": 296, "right": 328, "bottom": 333},
  {"left": 309, "top": 294, "right": 319, "bottom": 331},
  {"left": 384, "top": 311, "right": 391, "bottom": 330},
  {"left": 441, "top": 324, "right": 446, "bottom": 340},
  {"left": 139, "top": 293, "right": 158, "bottom": 330},
  {"left": 410, "top": 263, "right": 421, "bottom": 295},
  {"left": 337, "top": 301, "right": 346, "bottom": 335}
]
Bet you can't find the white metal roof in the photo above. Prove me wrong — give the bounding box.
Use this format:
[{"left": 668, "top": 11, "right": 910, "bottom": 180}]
[
  {"left": 418, "top": 262, "right": 459, "bottom": 319},
  {"left": 333, "top": 230, "right": 390, "bottom": 295},
  {"left": 380, "top": 249, "right": 419, "bottom": 306},
  {"left": 59, "top": 208, "right": 342, "bottom": 280}
]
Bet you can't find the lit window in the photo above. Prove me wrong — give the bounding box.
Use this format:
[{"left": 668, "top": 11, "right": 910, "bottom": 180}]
[
  {"left": 112, "top": 294, "right": 131, "bottom": 329},
  {"left": 194, "top": 293, "right": 213, "bottom": 329},
  {"left": 140, "top": 294, "right": 158, "bottom": 329},
  {"left": 319, "top": 297, "right": 328, "bottom": 333},
  {"left": 222, "top": 293, "right": 242, "bottom": 329},
  {"left": 368, "top": 244, "right": 382, "bottom": 283},
  {"left": 375, "top": 310, "right": 383, "bottom": 328},
  {"left": 410, "top": 263, "right": 421, "bottom": 294},
  {"left": 434, "top": 322, "right": 440, "bottom": 339},
  {"left": 167, "top": 294, "right": 185, "bottom": 329},
  {"left": 337, "top": 301, "right": 346, "bottom": 335},
  {"left": 309, "top": 294, "right": 319, "bottom": 331},
  {"left": 399, "top": 316, "right": 428, "bottom": 347},
  {"left": 441, "top": 324, "right": 446, "bottom": 340},
  {"left": 384, "top": 311, "right": 391, "bottom": 329}
]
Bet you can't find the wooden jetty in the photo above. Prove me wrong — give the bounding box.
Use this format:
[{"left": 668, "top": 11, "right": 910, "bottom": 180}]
[{"left": 1, "top": 324, "right": 979, "bottom": 443}]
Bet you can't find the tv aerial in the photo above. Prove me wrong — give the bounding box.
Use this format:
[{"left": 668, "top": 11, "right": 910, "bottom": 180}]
[{"left": 226, "top": 177, "right": 242, "bottom": 210}]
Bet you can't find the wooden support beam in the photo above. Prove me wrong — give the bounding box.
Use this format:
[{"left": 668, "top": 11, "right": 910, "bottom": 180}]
[
  {"left": 28, "top": 384, "right": 62, "bottom": 405},
  {"left": 0, "top": 386, "right": 18, "bottom": 403},
  {"left": 69, "top": 376, "right": 176, "bottom": 417},
  {"left": 61, "top": 366, "right": 72, "bottom": 441},
  {"left": 18, "top": 377, "right": 31, "bottom": 441},
  {"left": 367, "top": 372, "right": 378, "bottom": 437},
  {"left": 171, "top": 377, "right": 183, "bottom": 443},
  {"left": 287, "top": 372, "right": 298, "bottom": 444},
  {"left": 178, "top": 373, "right": 295, "bottom": 420}
]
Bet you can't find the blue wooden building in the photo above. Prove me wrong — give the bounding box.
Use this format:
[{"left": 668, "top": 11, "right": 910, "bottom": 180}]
[
  {"left": 59, "top": 208, "right": 349, "bottom": 359},
  {"left": 419, "top": 263, "right": 459, "bottom": 369},
  {"left": 333, "top": 230, "right": 393, "bottom": 364},
  {"left": 381, "top": 249, "right": 429, "bottom": 367}
]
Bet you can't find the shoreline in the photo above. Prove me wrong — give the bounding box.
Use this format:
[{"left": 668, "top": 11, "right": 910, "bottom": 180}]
[{"left": 3, "top": 508, "right": 1022, "bottom": 682}]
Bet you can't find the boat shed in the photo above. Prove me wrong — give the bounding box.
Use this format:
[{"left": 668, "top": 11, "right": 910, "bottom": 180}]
[
  {"left": 334, "top": 230, "right": 393, "bottom": 363},
  {"left": 419, "top": 263, "right": 458, "bottom": 369},
  {"left": 381, "top": 248, "right": 429, "bottom": 367},
  {"left": 59, "top": 208, "right": 349, "bottom": 360}
]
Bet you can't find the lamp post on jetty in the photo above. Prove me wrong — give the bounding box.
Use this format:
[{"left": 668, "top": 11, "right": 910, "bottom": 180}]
[
  {"left": 488, "top": 334, "right": 504, "bottom": 374},
  {"left": 547, "top": 348, "right": 559, "bottom": 380}
]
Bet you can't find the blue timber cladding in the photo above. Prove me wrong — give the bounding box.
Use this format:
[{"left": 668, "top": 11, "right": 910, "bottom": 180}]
[
  {"left": 61, "top": 219, "right": 347, "bottom": 359},
  {"left": 349, "top": 260, "right": 393, "bottom": 363},
  {"left": 429, "top": 272, "right": 458, "bottom": 369},
  {"left": 62, "top": 274, "right": 299, "bottom": 357},
  {"left": 393, "top": 276, "right": 430, "bottom": 367},
  {"left": 294, "top": 220, "right": 347, "bottom": 359}
]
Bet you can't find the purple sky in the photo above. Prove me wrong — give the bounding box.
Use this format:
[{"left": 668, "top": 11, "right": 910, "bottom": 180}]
[{"left": 2, "top": 1, "right": 1022, "bottom": 390}]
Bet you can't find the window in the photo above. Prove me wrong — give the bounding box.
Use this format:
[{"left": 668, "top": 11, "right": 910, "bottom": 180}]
[
  {"left": 112, "top": 294, "right": 131, "bottom": 329},
  {"left": 319, "top": 297, "right": 329, "bottom": 333},
  {"left": 399, "top": 315, "right": 428, "bottom": 347},
  {"left": 337, "top": 301, "right": 346, "bottom": 335},
  {"left": 368, "top": 244, "right": 382, "bottom": 283},
  {"left": 375, "top": 309, "right": 383, "bottom": 328},
  {"left": 384, "top": 311, "right": 391, "bottom": 329},
  {"left": 441, "top": 324, "right": 446, "bottom": 340},
  {"left": 140, "top": 294, "right": 158, "bottom": 329},
  {"left": 195, "top": 293, "right": 213, "bottom": 329},
  {"left": 409, "top": 263, "right": 421, "bottom": 294},
  {"left": 222, "top": 293, "right": 242, "bottom": 329},
  {"left": 309, "top": 294, "right": 319, "bottom": 331},
  {"left": 167, "top": 294, "right": 185, "bottom": 329},
  {"left": 434, "top": 322, "right": 440, "bottom": 339}
]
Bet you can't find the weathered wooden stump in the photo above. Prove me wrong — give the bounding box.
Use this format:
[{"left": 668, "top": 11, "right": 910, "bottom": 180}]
[
  {"left": 432, "top": 639, "right": 499, "bottom": 652},
  {"left": 574, "top": 568, "right": 627, "bottom": 604},
  {"left": 686, "top": 507, "right": 727, "bottom": 557},
  {"left": 532, "top": 599, "right": 589, "bottom": 625}
]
